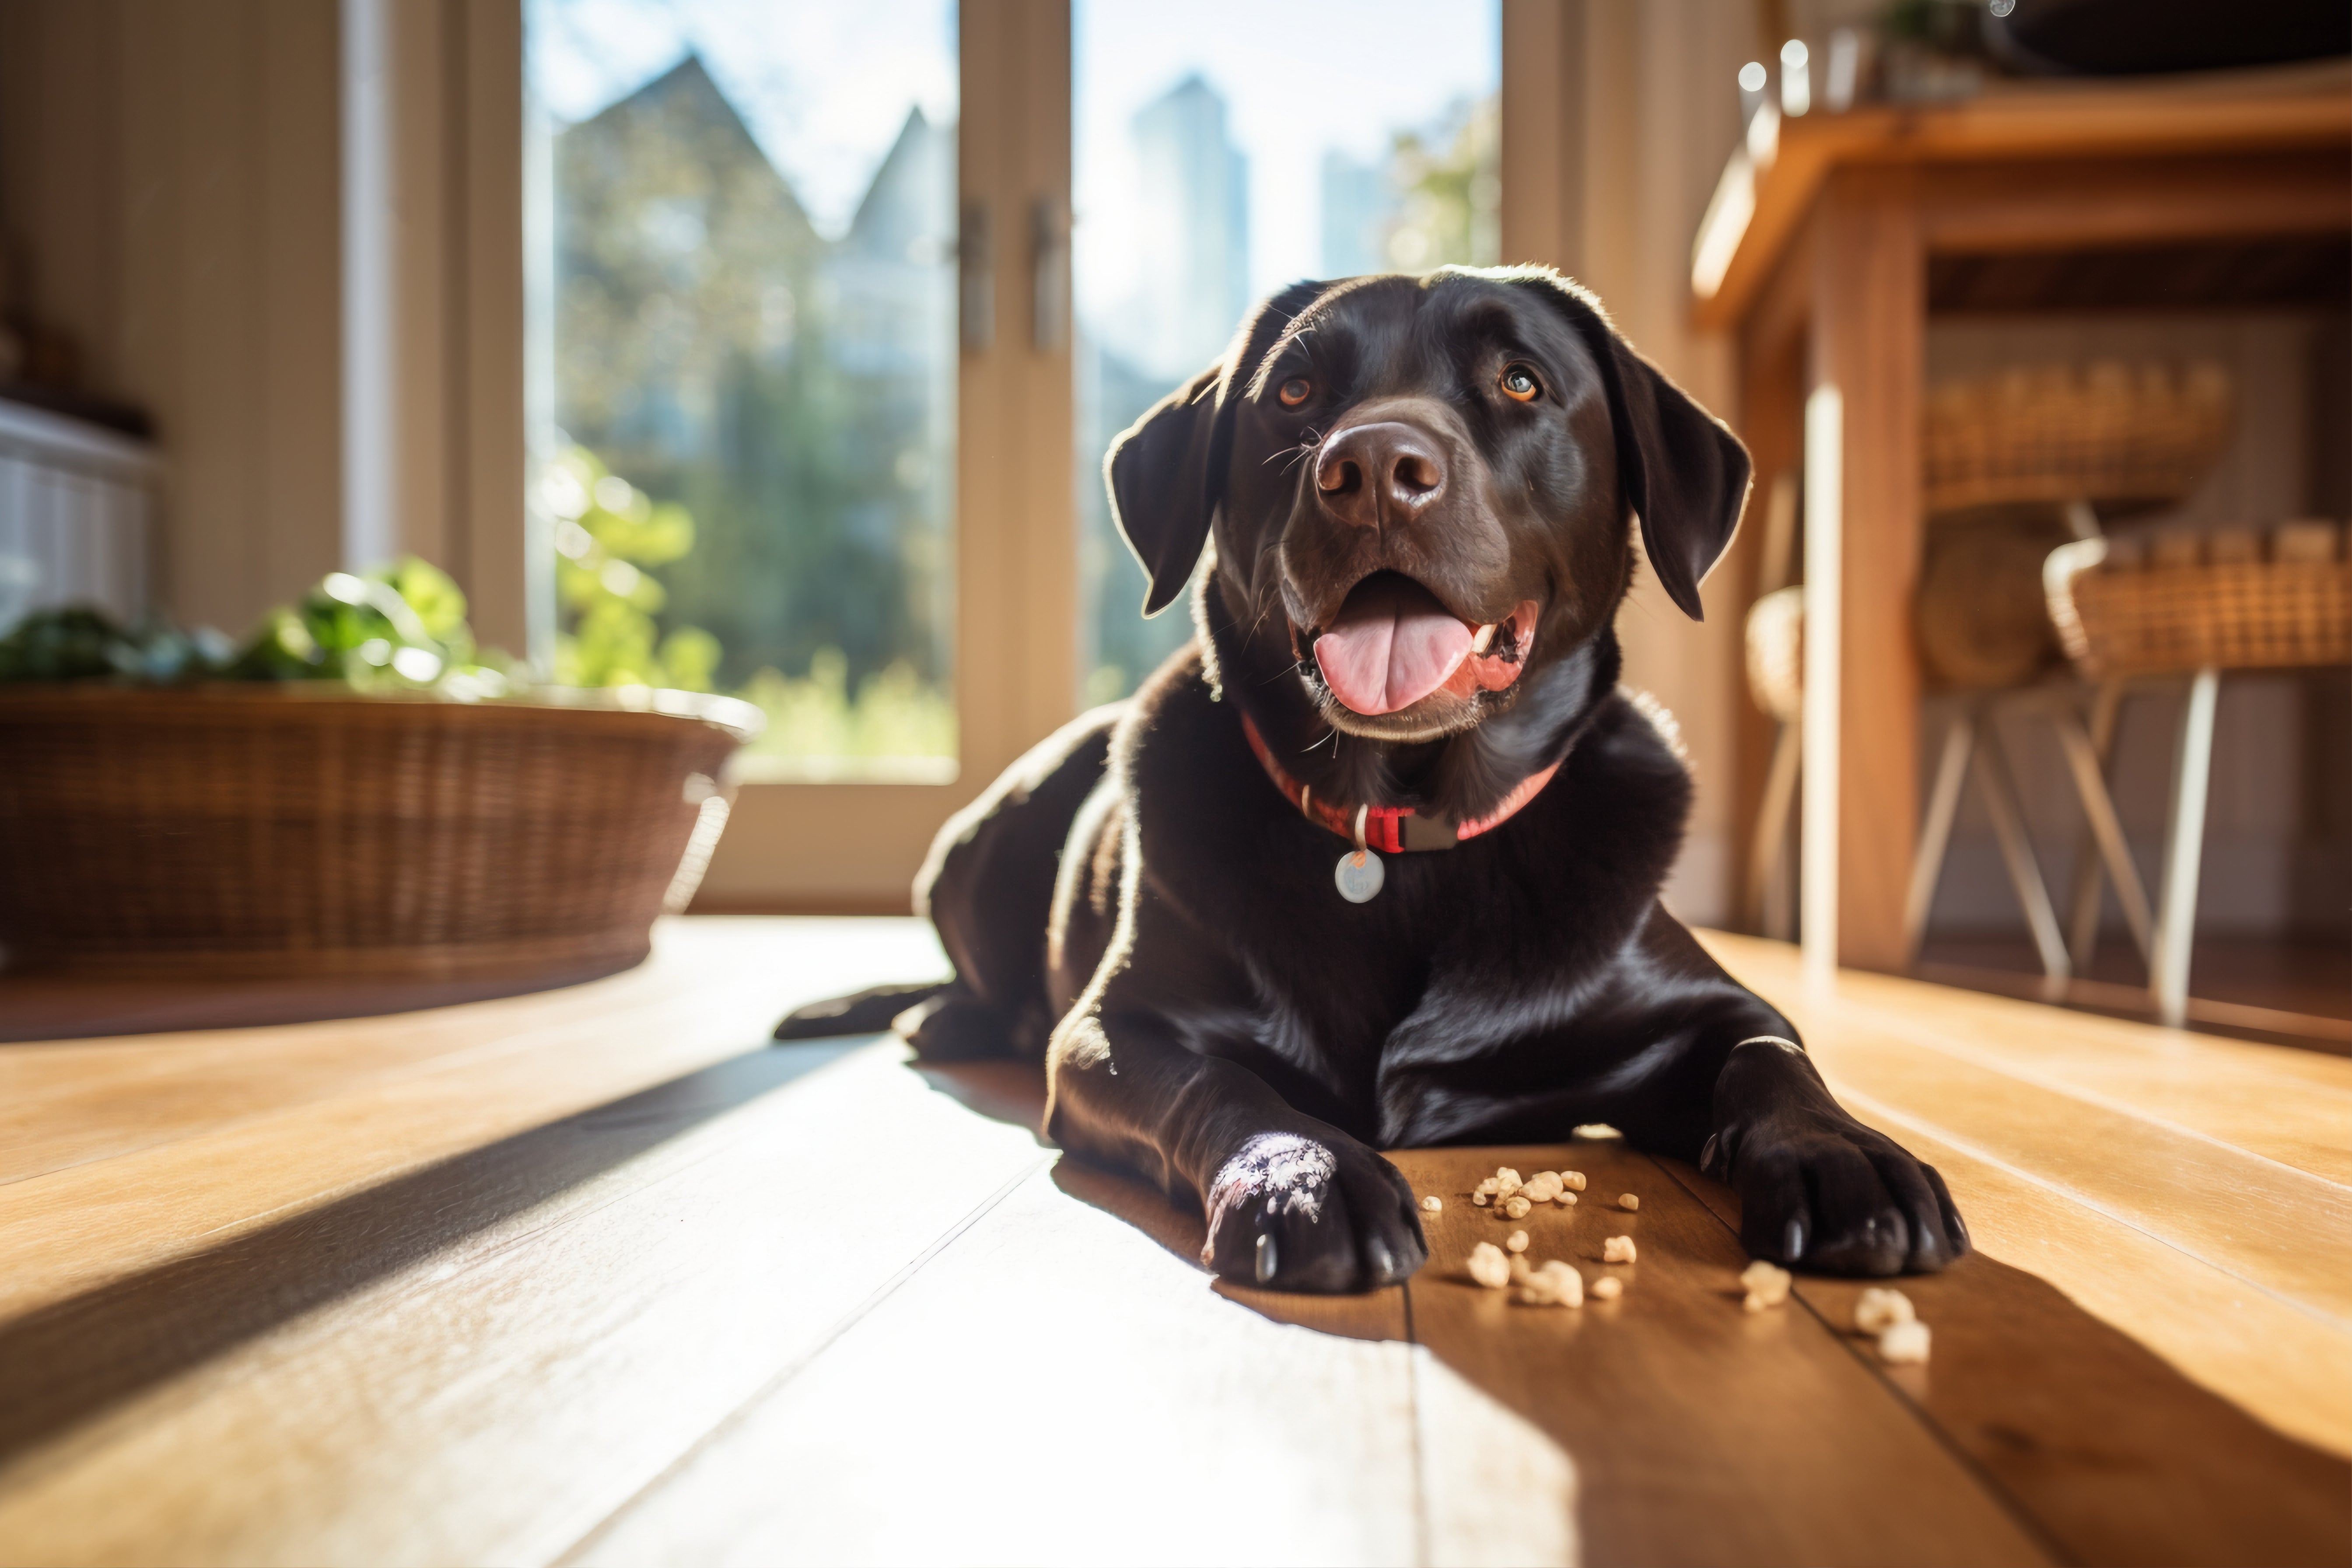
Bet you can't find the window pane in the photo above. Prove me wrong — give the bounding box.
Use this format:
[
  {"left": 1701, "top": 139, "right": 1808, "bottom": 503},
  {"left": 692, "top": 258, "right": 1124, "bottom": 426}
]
[
  {"left": 1073, "top": 0, "right": 1501, "bottom": 706},
  {"left": 528, "top": 0, "right": 959, "bottom": 780}
]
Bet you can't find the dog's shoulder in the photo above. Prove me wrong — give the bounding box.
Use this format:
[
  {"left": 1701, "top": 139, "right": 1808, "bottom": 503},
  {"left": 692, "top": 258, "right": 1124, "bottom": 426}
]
[
  {"left": 1109, "top": 639, "right": 1270, "bottom": 840},
  {"left": 1577, "top": 685, "right": 1696, "bottom": 796},
  {"left": 1523, "top": 683, "right": 1694, "bottom": 896}
]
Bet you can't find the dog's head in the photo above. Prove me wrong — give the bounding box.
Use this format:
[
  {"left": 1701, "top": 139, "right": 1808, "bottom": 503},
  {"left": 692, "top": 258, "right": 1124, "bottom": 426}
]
[{"left": 1106, "top": 269, "right": 1750, "bottom": 744}]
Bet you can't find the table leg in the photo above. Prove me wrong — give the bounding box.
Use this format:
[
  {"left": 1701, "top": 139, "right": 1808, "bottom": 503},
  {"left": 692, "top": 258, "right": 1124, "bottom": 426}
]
[{"left": 1809, "top": 170, "right": 1924, "bottom": 973}]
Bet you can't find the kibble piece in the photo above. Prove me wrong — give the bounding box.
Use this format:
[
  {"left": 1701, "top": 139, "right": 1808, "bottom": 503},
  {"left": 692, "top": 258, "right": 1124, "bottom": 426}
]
[
  {"left": 1618, "top": 1193, "right": 1640, "bottom": 1211},
  {"left": 1467, "top": 1241, "right": 1512, "bottom": 1289},
  {"left": 1523, "top": 1172, "right": 1563, "bottom": 1203},
  {"left": 1517, "top": 1259, "right": 1583, "bottom": 1308},
  {"left": 1421, "top": 1195, "right": 1443, "bottom": 1213},
  {"left": 1473, "top": 1191, "right": 1490, "bottom": 1206},
  {"left": 1509, "top": 1252, "right": 1533, "bottom": 1283},
  {"left": 1603, "top": 1235, "right": 1637, "bottom": 1264},
  {"left": 1877, "top": 1319, "right": 1931, "bottom": 1365},
  {"left": 1504, "top": 1196, "right": 1533, "bottom": 1219},
  {"left": 1506, "top": 1229, "right": 1529, "bottom": 1253},
  {"left": 1561, "top": 1171, "right": 1587, "bottom": 1192},
  {"left": 1590, "top": 1274, "right": 1623, "bottom": 1301},
  {"left": 1476, "top": 1176, "right": 1501, "bottom": 1196},
  {"left": 1854, "top": 1286, "right": 1915, "bottom": 1335},
  {"left": 1739, "top": 1260, "right": 1792, "bottom": 1310},
  {"left": 1555, "top": 1192, "right": 1577, "bottom": 1207}
]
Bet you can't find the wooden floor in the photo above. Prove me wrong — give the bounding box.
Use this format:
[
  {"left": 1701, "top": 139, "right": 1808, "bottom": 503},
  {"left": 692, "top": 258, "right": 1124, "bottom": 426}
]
[{"left": 0, "top": 917, "right": 2345, "bottom": 1567}]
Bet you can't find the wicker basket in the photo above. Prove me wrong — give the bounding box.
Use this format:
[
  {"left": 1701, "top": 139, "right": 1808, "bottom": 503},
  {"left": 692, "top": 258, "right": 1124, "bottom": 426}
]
[
  {"left": 2044, "top": 536, "right": 2352, "bottom": 681},
  {"left": 0, "top": 684, "right": 762, "bottom": 980},
  {"left": 1925, "top": 360, "right": 2234, "bottom": 515}
]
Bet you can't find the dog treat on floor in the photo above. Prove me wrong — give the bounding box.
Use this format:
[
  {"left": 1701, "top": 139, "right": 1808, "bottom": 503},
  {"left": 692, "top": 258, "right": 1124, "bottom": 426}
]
[
  {"left": 1603, "top": 1235, "right": 1637, "bottom": 1263},
  {"left": 1509, "top": 1252, "right": 1533, "bottom": 1283},
  {"left": 1522, "top": 1171, "right": 1564, "bottom": 1203},
  {"left": 1854, "top": 1286, "right": 1915, "bottom": 1335},
  {"left": 1740, "top": 1259, "right": 1792, "bottom": 1312},
  {"left": 1467, "top": 1241, "right": 1512, "bottom": 1289},
  {"left": 1421, "top": 1195, "right": 1442, "bottom": 1213},
  {"left": 1591, "top": 1274, "right": 1623, "bottom": 1301},
  {"left": 1473, "top": 1192, "right": 1490, "bottom": 1205},
  {"left": 1516, "top": 1259, "right": 1583, "bottom": 1307},
  {"left": 1556, "top": 1191, "right": 1577, "bottom": 1206},
  {"left": 1506, "top": 1229, "right": 1529, "bottom": 1253},
  {"left": 1504, "top": 1195, "right": 1533, "bottom": 1219},
  {"left": 1560, "top": 1171, "right": 1587, "bottom": 1192},
  {"left": 1877, "top": 1320, "right": 1931, "bottom": 1365},
  {"left": 1618, "top": 1193, "right": 1639, "bottom": 1211}
]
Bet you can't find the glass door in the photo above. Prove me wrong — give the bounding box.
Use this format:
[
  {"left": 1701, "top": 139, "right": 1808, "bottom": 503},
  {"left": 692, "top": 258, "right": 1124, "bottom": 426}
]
[
  {"left": 528, "top": 0, "right": 961, "bottom": 782},
  {"left": 1071, "top": 0, "right": 1502, "bottom": 704},
  {"left": 526, "top": 1, "right": 1074, "bottom": 908}
]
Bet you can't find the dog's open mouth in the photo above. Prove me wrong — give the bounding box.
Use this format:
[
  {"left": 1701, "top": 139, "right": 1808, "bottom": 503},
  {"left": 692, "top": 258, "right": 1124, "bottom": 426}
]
[{"left": 1306, "top": 573, "right": 1539, "bottom": 718}]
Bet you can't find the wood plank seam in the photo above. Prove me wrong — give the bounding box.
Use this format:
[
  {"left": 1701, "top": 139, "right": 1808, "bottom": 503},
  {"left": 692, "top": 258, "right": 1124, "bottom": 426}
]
[
  {"left": 1401, "top": 1295, "right": 1431, "bottom": 1568},
  {"left": 1838, "top": 1017, "right": 2352, "bottom": 1198},
  {"left": 1837, "top": 1086, "right": 2352, "bottom": 1335},
  {"left": 1644, "top": 1152, "right": 2082, "bottom": 1568},
  {"left": 553, "top": 1151, "right": 1055, "bottom": 1567}
]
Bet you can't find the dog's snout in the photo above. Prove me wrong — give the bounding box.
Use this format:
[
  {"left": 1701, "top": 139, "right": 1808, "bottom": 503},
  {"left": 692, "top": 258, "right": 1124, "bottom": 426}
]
[{"left": 1314, "top": 422, "right": 1447, "bottom": 529}]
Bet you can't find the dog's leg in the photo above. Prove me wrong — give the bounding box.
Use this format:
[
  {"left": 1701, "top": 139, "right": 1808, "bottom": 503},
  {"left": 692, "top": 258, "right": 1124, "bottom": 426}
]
[
  {"left": 1047, "top": 994, "right": 1427, "bottom": 1293},
  {"left": 1701, "top": 1035, "right": 1970, "bottom": 1276}
]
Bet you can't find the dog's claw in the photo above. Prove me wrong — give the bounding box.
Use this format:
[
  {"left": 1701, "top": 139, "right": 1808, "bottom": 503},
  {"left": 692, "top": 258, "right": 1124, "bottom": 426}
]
[
  {"left": 1255, "top": 1232, "right": 1278, "bottom": 1284},
  {"left": 1783, "top": 1216, "right": 1807, "bottom": 1262},
  {"left": 1699, "top": 1132, "right": 1721, "bottom": 1176},
  {"left": 1368, "top": 1235, "right": 1395, "bottom": 1283}
]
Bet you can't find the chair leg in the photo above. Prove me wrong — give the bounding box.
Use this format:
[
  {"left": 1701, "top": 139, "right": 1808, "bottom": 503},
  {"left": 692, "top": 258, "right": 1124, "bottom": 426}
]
[
  {"left": 1904, "top": 707, "right": 1974, "bottom": 966},
  {"left": 2152, "top": 667, "right": 2220, "bottom": 1029},
  {"left": 2060, "top": 679, "right": 2128, "bottom": 968},
  {"left": 1748, "top": 716, "right": 1803, "bottom": 941},
  {"left": 2052, "top": 689, "right": 2153, "bottom": 968},
  {"left": 1972, "top": 715, "right": 2072, "bottom": 987}
]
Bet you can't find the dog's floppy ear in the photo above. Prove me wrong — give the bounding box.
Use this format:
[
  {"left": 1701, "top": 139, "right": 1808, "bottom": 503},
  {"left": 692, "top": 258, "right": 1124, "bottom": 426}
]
[
  {"left": 1521, "top": 272, "right": 1752, "bottom": 621},
  {"left": 1106, "top": 280, "right": 1326, "bottom": 616}
]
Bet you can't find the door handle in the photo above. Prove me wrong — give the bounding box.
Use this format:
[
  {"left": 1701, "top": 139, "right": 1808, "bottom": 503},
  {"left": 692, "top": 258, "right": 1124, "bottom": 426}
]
[
  {"left": 1030, "top": 198, "right": 1069, "bottom": 352},
  {"left": 959, "top": 200, "right": 994, "bottom": 353}
]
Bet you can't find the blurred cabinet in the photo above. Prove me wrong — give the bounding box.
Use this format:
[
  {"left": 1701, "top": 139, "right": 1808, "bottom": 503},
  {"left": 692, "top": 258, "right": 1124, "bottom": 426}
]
[{"left": 0, "top": 398, "right": 154, "bottom": 631}]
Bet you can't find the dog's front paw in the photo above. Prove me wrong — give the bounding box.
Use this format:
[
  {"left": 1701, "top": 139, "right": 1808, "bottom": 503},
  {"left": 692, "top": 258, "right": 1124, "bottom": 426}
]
[
  {"left": 1200, "top": 1130, "right": 1428, "bottom": 1293},
  {"left": 1707, "top": 1110, "right": 1969, "bottom": 1276}
]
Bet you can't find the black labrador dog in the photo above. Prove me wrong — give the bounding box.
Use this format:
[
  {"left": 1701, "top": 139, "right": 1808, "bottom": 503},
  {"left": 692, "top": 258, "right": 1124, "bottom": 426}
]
[{"left": 782, "top": 267, "right": 1968, "bottom": 1293}]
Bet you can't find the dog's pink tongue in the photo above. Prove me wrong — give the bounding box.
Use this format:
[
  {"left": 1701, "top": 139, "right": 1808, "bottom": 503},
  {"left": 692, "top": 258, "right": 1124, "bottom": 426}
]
[{"left": 1313, "top": 577, "right": 1474, "bottom": 716}]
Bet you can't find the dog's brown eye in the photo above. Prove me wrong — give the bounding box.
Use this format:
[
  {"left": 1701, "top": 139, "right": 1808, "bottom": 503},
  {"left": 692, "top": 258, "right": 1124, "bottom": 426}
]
[
  {"left": 1501, "top": 364, "right": 1542, "bottom": 403},
  {"left": 1278, "top": 377, "right": 1312, "bottom": 408}
]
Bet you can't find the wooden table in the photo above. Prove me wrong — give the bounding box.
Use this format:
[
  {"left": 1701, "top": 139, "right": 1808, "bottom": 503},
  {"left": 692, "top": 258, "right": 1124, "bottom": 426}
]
[
  {"left": 1692, "top": 62, "right": 2352, "bottom": 972},
  {"left": 2, "top": 917, "right": 2347, "bottom": 1565}
]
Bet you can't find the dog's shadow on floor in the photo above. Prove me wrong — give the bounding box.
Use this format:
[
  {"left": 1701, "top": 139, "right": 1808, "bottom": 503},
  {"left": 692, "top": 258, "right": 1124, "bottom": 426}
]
[{"left": 912, "top": 1051, "right": 1406, "bottom": 1343}]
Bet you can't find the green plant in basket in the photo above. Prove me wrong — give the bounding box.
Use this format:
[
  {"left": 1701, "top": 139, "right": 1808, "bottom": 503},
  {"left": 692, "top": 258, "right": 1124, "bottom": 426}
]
[
  {"left": 232, "top": 558, "right": 509, "bottom": 695},
  {"left": 0, "top": 559, "right": 516, "bottom": 699}
]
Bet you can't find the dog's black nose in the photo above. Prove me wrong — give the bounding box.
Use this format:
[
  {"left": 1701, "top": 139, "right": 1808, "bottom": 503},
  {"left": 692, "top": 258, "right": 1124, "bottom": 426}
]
[{"left": 1314, "top": 422, "right": 1446, "bottom": 529}]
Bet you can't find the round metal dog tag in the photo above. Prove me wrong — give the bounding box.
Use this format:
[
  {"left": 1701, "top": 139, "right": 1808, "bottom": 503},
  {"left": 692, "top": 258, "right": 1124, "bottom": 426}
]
[{"left": 1334, "top": 848, "right": 1385, "bottom": 903}]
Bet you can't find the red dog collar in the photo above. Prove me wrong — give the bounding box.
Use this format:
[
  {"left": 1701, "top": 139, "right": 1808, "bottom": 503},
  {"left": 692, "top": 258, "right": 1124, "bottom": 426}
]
[{"left": 1241, "top": 711, "right": 1561, "bottom": 854}]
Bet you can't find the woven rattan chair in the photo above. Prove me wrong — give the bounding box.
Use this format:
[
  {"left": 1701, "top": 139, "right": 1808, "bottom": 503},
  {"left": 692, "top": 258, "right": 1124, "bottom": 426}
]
[
  {"left": 2044, "top": 522, "right": 2352, "bottom": 1026},
  {"left": 1743, "top": 361, "right": 2236, "bottom": 981}
]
